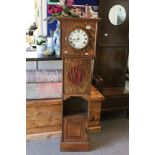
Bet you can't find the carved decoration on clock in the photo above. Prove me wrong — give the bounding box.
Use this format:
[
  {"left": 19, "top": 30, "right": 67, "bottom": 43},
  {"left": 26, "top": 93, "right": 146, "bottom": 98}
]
[
  {"left": 68, "top": 65, "right": 85, "bottom": 85},
  {"left": 63, "top": 58, "right": 91, "bottom": 96}
]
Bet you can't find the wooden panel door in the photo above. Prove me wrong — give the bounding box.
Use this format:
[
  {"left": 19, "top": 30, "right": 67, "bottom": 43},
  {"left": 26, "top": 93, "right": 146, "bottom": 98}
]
[
  {"left": 95, "top": 47, "right": 128, "bottom": 86},
  {"left": 94, "top": 0, "right": 129, "bottom": 87},
  {"left": 63, "top": 58, "right": 91, "bottom": 96},
  {"left": 63, "top": 115, "right": 88, "bottom": 142}
]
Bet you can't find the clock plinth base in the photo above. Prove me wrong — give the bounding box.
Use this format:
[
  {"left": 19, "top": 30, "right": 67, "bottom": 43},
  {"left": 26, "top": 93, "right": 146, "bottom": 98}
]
[{"left": 60, "top": 139, "right": 90, "bottom": 152}]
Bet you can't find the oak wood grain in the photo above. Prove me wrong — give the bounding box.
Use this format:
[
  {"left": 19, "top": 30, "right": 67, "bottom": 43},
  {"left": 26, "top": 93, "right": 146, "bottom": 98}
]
[
  {"left": 59, "top": 18, "right": 100, "bottom": 58},
  {"left": 26, "top": 86, "right": 104, "bottom": 135}
]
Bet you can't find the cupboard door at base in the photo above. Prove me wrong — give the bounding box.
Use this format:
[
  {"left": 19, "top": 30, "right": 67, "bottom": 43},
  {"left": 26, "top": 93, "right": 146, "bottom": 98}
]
[{"left": 63, "top": 115, "right": 88, "bottom": 142}]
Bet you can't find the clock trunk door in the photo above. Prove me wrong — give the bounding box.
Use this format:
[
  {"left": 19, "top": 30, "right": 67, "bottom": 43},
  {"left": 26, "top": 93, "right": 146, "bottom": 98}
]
[{"left": 63, "top": 58, "right": 91, "bottom": 97}]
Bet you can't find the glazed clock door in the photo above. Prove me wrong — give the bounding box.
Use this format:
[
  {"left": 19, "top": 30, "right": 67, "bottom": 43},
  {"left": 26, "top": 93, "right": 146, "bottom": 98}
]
[
  {"left": 60, "top": 18, "right": 98, "bottom": 57},
  {"left": 63, "top": 58, "right": 91, "bottom": 97},
  {"left": 67, "top": 28, "right": 89, "bottom": 50}
]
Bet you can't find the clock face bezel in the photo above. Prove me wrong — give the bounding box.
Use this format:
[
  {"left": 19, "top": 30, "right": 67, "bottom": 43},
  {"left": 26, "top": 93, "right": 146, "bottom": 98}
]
[{"left": 67, "top": 27, "right": 90, "bottom": 51}]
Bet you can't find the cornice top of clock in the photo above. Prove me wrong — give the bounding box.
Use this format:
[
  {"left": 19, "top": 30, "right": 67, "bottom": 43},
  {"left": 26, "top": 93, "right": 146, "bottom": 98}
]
[{"left": 57, "top": 17, "right": 101, "bottom": 22}]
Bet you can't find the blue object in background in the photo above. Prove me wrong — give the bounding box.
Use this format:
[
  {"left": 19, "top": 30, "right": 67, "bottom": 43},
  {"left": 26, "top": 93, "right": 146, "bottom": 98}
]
[
  {"left": 47, "top": 19, "right": 58, "bottom": 37},
  {"left": 74, "top": 0, "right": 99, "bottom": 5}
]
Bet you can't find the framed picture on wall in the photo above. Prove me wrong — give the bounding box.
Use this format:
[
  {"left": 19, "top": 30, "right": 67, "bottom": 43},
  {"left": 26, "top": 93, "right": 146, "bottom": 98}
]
[{"left": 48, "top": 0, "right": 59, "bottom": 4}]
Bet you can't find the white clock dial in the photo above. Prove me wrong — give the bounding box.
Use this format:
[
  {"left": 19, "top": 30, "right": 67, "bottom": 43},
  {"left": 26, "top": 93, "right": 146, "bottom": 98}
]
[{"left": 68, "top": 29, "right": 89, "bottom": 50}]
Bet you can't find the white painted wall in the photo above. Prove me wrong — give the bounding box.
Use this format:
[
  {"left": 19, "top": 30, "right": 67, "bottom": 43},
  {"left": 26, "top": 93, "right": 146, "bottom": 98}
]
[
  {"left": 38, "top": 0, "right": 47, "bottom": 36},
  {"left": 26, "top": 0, "right": 35, "bottom": 30}
]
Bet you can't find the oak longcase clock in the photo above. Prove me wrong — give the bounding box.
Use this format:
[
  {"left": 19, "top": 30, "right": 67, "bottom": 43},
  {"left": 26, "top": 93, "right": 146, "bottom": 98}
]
[{"left": 58, "top": 17, "right": 100, "bottom": 152}]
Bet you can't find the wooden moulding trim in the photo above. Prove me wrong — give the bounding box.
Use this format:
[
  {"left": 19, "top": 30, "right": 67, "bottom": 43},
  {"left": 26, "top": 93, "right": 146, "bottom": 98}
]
[
  {"left": 101, "top": 107, "right": 129, "bottom": 111},
  {"left": 26, "top": 99, "right": 62, "bottom": 106},
  {"left": 57, "top": 17, "right": 102, "bottom": 22},
  {"left": 90, "top": 90, "right": 105, "bottom": 101},
  {"left": 26, "top": 98, "right": 62, "bottom": 102},
  {"left": 60, "top": 141, "right": 90, "bottom": 152},
  {"left": 26, "top": 131, "right": 62, "bottom": 141},
  {"left": 61, "top": 55, "right": 96, "bottom": 59},
  {"left": 62, "top": 57, "right": 95, "bottom": 60},
  {"left": 98, "top": 43, "right": 129, "bottom": 47},
  {"left": 90, "top": 97, "right": 104, "bottom": 101},
  {"left": 104, "top": 95, "right": 129, "bottom": 99},
  {"left": 63, "top": 94, "right": 90, "bottom": 101}
]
